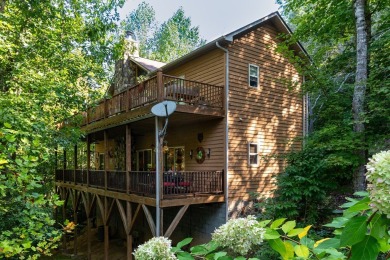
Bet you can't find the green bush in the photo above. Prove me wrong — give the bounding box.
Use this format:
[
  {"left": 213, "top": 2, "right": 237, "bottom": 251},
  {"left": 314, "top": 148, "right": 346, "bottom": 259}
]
[
  {"left": 257, "top": 146, "right": 352, "bottom": 223},
  {"left": 168, "top": 193, "right": 390, "bottom": 260}
]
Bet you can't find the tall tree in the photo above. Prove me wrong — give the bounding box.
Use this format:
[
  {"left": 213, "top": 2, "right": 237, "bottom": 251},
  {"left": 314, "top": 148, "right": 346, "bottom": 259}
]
[
  {"left": 123, "top": 3, "right": 205, "bottom": 62},
  {"left": 277, "top": 0, "right": 389, "bottom": 191},
  {"left": 148, "top": 7, "right": 206, "bottom": 62},
  {"left": 353, "top": 0, "right": 369, "bottom": 190},
  {"left": 0, "top": 0, "right": 124, "bottom": 258},
  {"left": 123, "top": 1, "right": 157, "bottom": 58}
]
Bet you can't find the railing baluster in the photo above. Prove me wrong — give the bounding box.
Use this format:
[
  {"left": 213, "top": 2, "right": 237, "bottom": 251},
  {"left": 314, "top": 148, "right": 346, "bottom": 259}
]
[{"left": 56, "top": 169, "right": 224, "bottom": 196}]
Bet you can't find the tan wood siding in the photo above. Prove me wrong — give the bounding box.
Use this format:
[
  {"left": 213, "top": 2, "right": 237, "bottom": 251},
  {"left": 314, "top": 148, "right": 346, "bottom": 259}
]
[
  {"left": 133, "top": 118, "right": 225, "bottom": 172},
  {"left": 165, "top": 49, "right": 225, "bottom": 86},
  {"left": 227, "top": 22, "right": 304, "bottom": 213},
  {"left": 165, "top": 118, "right": 225, "bottom": 172}
]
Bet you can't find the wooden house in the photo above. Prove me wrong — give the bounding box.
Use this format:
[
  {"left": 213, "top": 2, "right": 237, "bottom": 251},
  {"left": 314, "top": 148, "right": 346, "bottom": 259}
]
[{"left": 55, "top": 12, "right": 308, "bottom": 259}]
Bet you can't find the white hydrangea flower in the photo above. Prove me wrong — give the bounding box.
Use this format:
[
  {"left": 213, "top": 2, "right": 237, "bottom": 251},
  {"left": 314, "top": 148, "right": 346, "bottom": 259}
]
[
  {"left": 133, "top": 236, "right": 177, "bottom": 260},
  {"left": 366, "top": 150, "right": 390, "bottom": 218},
  {"left": 212, "top": 215, "right": 265, "bottom": 256}
]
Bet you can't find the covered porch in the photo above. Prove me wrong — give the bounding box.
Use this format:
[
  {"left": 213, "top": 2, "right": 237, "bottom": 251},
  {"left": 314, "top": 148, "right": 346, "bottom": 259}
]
[
  {"left": 55, "top": 169, "right": 224, "bottom": 199},
  {"left": 56, "top": 113, "right": 226, "bottom": 205}
]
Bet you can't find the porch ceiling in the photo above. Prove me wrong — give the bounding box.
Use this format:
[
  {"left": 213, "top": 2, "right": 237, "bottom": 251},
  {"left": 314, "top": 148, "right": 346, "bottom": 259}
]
[
  {"left": 82, "top": 103, "right": 224, "bottom": 134},
  {"left": 130, "top": 111, "right": 223, "bottom": 135}
]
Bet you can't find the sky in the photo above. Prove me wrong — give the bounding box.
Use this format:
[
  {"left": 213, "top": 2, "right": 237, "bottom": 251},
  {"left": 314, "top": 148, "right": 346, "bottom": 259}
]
[{"left": 119, "top": 0, "right": 281, "bottom": 42}]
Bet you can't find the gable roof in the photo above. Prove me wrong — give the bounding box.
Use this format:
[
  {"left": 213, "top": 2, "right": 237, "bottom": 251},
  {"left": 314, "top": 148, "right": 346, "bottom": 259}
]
[
  {"left": 157, "top": 11, "right": 309, "bottom": 72},
  {"left": 130, "top": 56, "right": 166, "bottom": 72}
]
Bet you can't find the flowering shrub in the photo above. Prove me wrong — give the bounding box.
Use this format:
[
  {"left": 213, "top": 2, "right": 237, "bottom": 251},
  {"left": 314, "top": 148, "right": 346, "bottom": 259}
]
[
  {"left": 366, "top": 150, "right": 390, "bottom": 217},
  {"left": 133, "top": 236, "right": 177, "bottom": 260},
  {"left": 211, "top": 215, "right": 265, "bottom": 256}
]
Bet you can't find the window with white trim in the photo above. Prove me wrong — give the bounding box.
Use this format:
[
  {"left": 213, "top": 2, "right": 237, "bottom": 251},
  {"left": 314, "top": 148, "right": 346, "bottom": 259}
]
[
  {"left": 248, "top": 64, "right": 259, "bottom": 88},
  {"left": 248, "top": 142, "right": 259, "bottom": 166}
]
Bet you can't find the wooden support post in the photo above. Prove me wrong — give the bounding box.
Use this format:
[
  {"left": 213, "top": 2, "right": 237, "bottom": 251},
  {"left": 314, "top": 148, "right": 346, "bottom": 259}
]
[
  {"left": 115, "top": 199, "right": 133, "bottom": 260},
  {"left": 126, "top": 202, "right": 132, "bottom": 260},
  {"left": 73, "top": 191, "right": 78, "bottom": 256},
  {"left": 81, "top": 192, "right": 92, "bottom": 260},
  {"left": 62, "top": 189, "right": 67, "bottom": 253},
  {"left": 164, "top": 205, "right": 189, "bottom": 238},
  {"left": 126, "top": 125, "right": 131, "bottom": 194},
  {"left": 87, "top": 217, "right": 92, "bottom": 260},
  {"left": 127, "top": 234, "right": 133, "bottom": 260},
  {"left": 157, "top": 69, "right": 163, "bottom": 102},
  {"left": 130, "top": 204, "right": 141, "bottom": 232},
  {"left": 63, "top": 149, "right": 66, "bottom": 182},
  {"left": 104, "top": 131, "right": 108, "bottom": 190},
  {"left": 74, "top": 145, "right": 77, "bottom": 184},
  {"left": 96, "top": 195, "right": 115, "bottom": 260},
  {"left": 87, "top": 135, "right": 90, "bottom": 187},
  {"left": 142, "top": 205, "right": 156, "bottom": 236},
  {"left": 104, "top": 224, "right": 109, "bottom": 260}
]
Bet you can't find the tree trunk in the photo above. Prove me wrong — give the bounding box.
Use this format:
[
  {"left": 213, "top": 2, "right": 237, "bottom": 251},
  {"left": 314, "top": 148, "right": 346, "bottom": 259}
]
[
  {"left": 0, "top": 1, "right": 5, "bottom": 13},
  {"left": 352, "top": 0, "right": 368, "bottom": 191}
]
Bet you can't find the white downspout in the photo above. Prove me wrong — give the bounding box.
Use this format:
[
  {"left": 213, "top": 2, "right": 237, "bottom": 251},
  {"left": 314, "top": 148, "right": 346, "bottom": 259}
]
[{"left": 216, "top": 41, "right": 229, "bottom": 221}]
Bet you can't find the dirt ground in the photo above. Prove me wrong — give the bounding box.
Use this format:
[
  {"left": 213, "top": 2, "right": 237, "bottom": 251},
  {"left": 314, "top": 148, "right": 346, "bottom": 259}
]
[{"left": 44, "top": 228, "right": 128, "bottom": 260}]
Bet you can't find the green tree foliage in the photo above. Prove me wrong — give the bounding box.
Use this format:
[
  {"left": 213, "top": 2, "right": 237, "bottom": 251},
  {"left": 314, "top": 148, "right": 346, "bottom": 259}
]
[
  {"left": 122, "top": 1, "right": 157, "bottom": 58},
  {"left": 257, "top": 147, "right": 351, "bottom": 223},
  {"left": 275, "top": 0, "right": 390, "bottom": 190},
  {"left": 123, "top": 2, "right": 205, "bottom": 62},
  {"left": 0, "top": 0, "right": 124, "bottom": 258}
]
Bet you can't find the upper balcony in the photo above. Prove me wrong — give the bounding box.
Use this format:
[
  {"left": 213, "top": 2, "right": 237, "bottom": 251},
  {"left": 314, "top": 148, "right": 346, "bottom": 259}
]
[{"left": 81, "top": 72, "right": 224, "bottom": 131}]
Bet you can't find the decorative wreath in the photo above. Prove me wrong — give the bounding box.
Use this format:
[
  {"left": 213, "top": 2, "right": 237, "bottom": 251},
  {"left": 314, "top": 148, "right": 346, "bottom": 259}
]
[{"left": 196, "top": 147, "right": 206, "bottom": 164}]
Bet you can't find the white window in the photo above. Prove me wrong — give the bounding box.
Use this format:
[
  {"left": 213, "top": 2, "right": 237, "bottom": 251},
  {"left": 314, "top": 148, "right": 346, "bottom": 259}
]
[
  {"left": 248, "top": 64, "right": 259, "bottom": 88},
  {"left": 248, "top": 142, "right": 259, "bottom": 166}
]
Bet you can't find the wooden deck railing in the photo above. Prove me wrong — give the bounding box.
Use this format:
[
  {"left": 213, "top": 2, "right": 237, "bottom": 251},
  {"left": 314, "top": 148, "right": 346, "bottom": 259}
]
[
  {"left": 81, "top": 72, "right": 224, "bottom": 125},
  {"left": 56, "top": 169, "right": 224, "bottom": 197},
  {"left": 163, "top": 75, "right": 223, "bottom": 109}
]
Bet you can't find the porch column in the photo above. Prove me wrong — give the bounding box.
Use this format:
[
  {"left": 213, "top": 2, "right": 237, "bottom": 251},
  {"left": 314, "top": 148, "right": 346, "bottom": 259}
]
[
  {"left": 74, "top": 145, "right": 77, "bottom": 184},
  {"left": 104, "top": 197, "right": 110, "bottom": 260},
  {"left": 87, "top": 135, "right": 90, "bottom": 186},
  {"left": 126, "top": 125, "right": 131, "bottom": 193},
  {"left": 126, "top": 202, "right": 133, "bottom": 260},
  {"left": 104, "top": 130, "right": 108, "bottom": 190},
  {"left": 63, "top": 149, "right": 66, "bottom": 182},
  {"left": 86, "top": 136, "right": 91, "bottom": 259},
  {"left": 103, "top": 132, "right": 109, "bottom": 259},
  {"left": 125, "top": 125, "right": 133, "bottom": 259},
  {"left": 73, "top": 190, "right": 78, "bottom": 256},
  {"left": 62, "top": 189, "right": 67, "bottom": 253}
]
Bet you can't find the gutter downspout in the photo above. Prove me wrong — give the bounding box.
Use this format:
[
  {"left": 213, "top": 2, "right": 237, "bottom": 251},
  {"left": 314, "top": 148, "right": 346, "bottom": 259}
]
[
  {"left": 302, "top": 75, "right": 309, "bottom": 144},
  {"left": 216, "top": 41, "right": 229, "bottom": 222}
]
